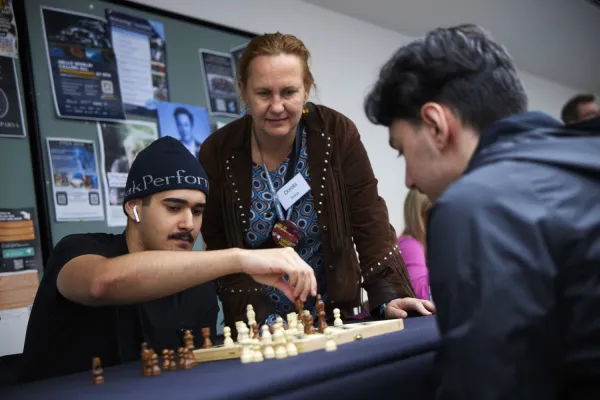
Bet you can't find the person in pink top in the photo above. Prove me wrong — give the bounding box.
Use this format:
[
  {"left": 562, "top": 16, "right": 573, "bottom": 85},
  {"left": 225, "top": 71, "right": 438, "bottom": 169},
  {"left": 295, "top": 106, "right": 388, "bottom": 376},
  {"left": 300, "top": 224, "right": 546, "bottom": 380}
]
[{"left": 398, "top": 189, "right": 431, "bottom": 300}]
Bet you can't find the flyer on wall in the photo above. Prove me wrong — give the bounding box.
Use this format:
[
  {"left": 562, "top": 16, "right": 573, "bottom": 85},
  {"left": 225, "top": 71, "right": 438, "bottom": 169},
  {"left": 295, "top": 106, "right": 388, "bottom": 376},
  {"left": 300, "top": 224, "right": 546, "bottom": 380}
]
[
  {"left": 0, "top": 56, "right": 25, "bottom": 138},
  {"left": 97, "top": 120, "right": 158, "bottom": 227},
  {"left": 40, "top": 6, "right": 125, "bottom": 121},
  {"left": 156, "top": 101, "right": 210, "bottom": 159},
  {"left": 46, "top": 138, "right": 105, "bottom": 222},
  {"left": 106, "top": 10, "right": 169, "bottom": 117},
  {"left": 0, "top": 207, "right": 43, "bottom": 274},
  {"left": 199, "top": 49, "right": 241, "bottom": 117},
  {"left": 0, "top": 0, "right": 18, "bottom": 58},
  {"left": 230, "top": 42, "right": 247, "bottom": 79}
]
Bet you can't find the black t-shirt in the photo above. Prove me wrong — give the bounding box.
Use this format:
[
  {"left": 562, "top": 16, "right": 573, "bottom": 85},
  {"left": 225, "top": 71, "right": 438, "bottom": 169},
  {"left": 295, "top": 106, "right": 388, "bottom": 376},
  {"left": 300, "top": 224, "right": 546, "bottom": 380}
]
[{"left": 18, "top": 232, "right": 218, "bottom": 383}]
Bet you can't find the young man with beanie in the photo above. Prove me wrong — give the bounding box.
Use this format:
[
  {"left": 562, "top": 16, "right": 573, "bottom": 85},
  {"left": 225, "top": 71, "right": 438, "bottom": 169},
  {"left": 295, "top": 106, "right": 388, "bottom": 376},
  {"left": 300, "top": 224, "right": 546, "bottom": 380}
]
[
  {"left": 19, "top": 136, "right": 316, "bottom": 383},
  {"left": 365, "top": 24, "right": 600, "bottom": 399}
]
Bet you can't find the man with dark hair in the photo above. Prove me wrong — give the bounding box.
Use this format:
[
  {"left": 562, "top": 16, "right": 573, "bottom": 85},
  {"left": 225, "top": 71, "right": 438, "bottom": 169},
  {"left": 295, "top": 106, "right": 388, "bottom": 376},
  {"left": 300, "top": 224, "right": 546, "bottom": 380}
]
[
  {"left": 365, "top": 24, "right": 600, "bottom": 399},
  {"left": 173, "top": 106, "right": 200, "bottom": 156},
  {"left": 561, "top": 93, "right": 600, "bottom": 124}
]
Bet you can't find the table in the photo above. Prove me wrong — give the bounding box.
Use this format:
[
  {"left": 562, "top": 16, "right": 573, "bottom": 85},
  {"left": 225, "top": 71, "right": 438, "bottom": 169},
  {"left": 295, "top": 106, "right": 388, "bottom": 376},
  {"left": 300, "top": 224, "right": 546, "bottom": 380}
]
[{"left": 1, "top": 316, "right": 440, "bottom": 399}]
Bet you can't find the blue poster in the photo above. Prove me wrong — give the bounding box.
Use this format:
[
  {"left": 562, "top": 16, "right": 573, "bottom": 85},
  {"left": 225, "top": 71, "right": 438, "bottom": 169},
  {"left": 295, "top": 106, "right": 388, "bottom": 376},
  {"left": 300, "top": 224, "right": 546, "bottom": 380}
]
[
  {"left": 157, "top": 101, "right": 211, "bottom": 159},
  {"left": 106, "top": 10, "right": 169, "bottom": 117},
  {"left": 41, "top": 7, "right": 125, "bottom": 121},
  {"left": 46, "top": 138, "right": 104, "bottom": 222}
]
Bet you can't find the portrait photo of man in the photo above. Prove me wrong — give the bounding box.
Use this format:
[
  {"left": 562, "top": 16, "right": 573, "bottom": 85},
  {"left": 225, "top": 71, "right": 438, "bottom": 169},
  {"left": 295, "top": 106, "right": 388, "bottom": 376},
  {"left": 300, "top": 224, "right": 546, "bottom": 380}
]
[{"left": 157, "top": 102, "right": 211, "bottom": 158}]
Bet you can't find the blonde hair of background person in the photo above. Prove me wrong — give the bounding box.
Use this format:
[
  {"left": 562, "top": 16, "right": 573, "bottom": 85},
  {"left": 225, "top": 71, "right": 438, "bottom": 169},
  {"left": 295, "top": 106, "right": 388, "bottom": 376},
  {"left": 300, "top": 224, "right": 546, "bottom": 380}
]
[
  {"left": 402, "top": 189, "right": 431, "bottom": 247},
  {"left": 398, "top": 189, "right": 431, "bottom": 300}
]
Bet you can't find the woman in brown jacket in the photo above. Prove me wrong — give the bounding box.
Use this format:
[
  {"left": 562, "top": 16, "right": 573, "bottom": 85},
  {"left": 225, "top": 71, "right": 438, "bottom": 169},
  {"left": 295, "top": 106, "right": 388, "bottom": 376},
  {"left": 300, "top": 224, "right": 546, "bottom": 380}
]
[{"left": 199, "top": 32, "right": 435, "bottom": 332}]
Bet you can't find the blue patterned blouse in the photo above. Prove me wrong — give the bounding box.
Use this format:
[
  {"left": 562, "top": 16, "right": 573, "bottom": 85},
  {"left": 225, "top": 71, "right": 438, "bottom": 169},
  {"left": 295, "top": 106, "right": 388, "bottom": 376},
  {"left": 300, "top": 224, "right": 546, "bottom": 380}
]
[{"left": 244, "top": 128, "right": 326, "bottom": 319}]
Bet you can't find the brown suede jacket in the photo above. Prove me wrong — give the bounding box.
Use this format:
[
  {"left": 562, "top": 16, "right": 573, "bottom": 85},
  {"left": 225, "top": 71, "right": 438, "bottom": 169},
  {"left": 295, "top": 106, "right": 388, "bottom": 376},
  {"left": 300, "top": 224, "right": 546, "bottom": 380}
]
[{"left": 199, "top": 103, "right": 416, "bottom": 332}]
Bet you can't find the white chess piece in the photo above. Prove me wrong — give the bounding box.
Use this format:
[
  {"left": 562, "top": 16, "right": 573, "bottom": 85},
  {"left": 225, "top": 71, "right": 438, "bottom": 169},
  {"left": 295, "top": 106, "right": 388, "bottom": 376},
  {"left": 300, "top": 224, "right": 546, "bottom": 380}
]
[
  {"left": 333, "top": 308, "right": 343, "bottom": 327},
  {"left": 286, "top": 313, "right": 298, "bottom": 335},
  {"left": 239, "top": 325, "right": 251, "bottom": 345},
  {"left": 223, "top": 326, "right": 234, "bottom": 347},
  {"left": 261, "top": 325, "right": 272, "bottom": 344},
  {"left": 324, "top": 327, "right": 337, "bottom": 352},
  {"left": 263, "top": 344, "right": 275, "bottom": 359},
  {"left": 297, "top": 315, "right": 304, "bottom": 330},
  {"left": 273, "top": 329, "right": 288, "bottom": 359},
  {"left": 252, "top": 343, "right": 264, "bottom": 362},
  {"left": 240, "top": 343, "right": 253, "bottom": 363},
  {"left": 247, "top": 305, "right": 256, "bottom": 326},
  {"left": 286, "top": 341, "right": 298, "bottom": 356},
  {"left": 235, "top": 321, "right": 243, "bottom": 342},
  {"left": 275, "top": 317, "right": 284, "bottom": 332}
]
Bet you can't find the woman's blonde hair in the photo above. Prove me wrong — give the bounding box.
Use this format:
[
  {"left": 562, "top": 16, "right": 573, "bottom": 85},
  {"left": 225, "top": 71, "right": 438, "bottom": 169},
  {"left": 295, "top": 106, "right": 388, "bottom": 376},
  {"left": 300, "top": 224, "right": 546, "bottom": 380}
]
[{"left": 402, "top": 189, "right": 431, "bottom": 246}]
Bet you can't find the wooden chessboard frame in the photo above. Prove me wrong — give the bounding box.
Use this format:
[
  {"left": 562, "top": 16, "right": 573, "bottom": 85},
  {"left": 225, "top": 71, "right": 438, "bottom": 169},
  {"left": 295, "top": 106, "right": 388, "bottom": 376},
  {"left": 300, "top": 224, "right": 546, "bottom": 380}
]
[{"left": 192, "top": 319, "right": 404, "bottom": 363}]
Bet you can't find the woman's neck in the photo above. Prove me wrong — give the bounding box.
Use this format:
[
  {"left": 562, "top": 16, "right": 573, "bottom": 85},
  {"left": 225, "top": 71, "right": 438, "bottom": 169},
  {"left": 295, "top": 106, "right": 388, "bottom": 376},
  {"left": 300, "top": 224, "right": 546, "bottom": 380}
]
[{"left": 252, "top": 125, "right": 297, "bottom": 168}]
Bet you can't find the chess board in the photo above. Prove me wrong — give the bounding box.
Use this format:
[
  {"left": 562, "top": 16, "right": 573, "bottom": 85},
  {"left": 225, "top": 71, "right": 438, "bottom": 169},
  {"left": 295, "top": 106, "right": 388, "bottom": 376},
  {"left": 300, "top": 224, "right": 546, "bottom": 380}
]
[{"left": 192, "top": 319, "right": 404, "bottom": 363}]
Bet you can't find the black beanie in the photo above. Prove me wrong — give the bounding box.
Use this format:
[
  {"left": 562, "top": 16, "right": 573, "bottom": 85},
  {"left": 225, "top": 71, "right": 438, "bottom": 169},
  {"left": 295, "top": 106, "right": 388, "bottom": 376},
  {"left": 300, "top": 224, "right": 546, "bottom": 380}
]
[{"left": 122, "top": 136, "right": 209, "bottom": 209}]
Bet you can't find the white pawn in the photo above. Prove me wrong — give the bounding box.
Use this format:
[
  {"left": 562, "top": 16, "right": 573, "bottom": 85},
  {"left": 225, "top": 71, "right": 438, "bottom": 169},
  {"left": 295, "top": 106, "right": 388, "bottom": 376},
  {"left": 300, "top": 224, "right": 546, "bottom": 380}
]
[
  {"left": 297, "top": 315, "right": 304, "bottom": 330},
  {"left": 240, "top": 343, "right": 253, "bottom": 363},
  {"left": 235, "top": 321, "right": 243, "bottom": 342},
  {"left": 247, "top": 305, "right": 256, "bottom": 326},
  {"left": 261, "top": 325, "right": 272, "bottom": 344},
  {"left": 275, "top": 317, "right": 284, "bottom": 331},
  {"left": 263, "top": 344, "right": 275, "bottom": 359},
  {"left": 223, "top": 326, "right": 234, "bottom": 347},
  {"left": 333, "top": 308, "right": 343, "bottom": 327},
  {"left": 324, "top": 327, "right": 337, "bottom": 352},
  {"left": 286, "top": 340, "right": 298, "bottom": 356},
  {"left": 252, "top": 343, "right": 264, "bottom": 362},
  {"left": 273, "top": 329, "right": 288, "bottom": 359}
]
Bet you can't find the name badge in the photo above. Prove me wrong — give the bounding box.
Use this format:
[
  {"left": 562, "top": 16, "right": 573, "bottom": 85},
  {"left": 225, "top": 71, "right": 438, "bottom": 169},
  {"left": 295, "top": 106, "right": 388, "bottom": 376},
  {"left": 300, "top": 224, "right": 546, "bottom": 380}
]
[{"left": 277, "top": 173, "right": 310, "bottom": 210}]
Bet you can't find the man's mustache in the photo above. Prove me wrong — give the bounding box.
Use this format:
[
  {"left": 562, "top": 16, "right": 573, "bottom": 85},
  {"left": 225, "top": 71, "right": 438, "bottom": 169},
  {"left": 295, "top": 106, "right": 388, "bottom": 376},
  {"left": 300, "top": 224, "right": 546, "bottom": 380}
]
[{"left": 169, "top": 232, "right": 194, "bottom": 243}]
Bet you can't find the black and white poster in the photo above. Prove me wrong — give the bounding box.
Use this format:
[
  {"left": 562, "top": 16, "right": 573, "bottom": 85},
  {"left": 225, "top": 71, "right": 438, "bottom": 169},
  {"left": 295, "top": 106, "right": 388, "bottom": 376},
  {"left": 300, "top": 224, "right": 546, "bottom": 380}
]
[
  {"left": 97, "top": 120, "right": 158, "bottom": 227},
  {"left": 0, "top": 56, "right": 25, "bottom": 138},
  {"left": 199, "top": 49, "right": 241, "bottom": 117},
  {"left": 0, "top": 0, "right": 17, "bottom": 58},
  {"left": 106, "top": 10, "right": 169, "bottom": 117},
  {"left": 40, "top": 7, "right": 125, "bottom": 121},
  {"left": 0, "top": 208, "right": 42, "bottom": 274}
]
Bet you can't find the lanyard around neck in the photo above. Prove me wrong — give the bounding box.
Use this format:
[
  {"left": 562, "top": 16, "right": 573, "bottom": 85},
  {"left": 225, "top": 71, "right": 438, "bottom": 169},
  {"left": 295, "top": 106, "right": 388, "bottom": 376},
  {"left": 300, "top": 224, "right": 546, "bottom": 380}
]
[{"left": 253, "top": 124, "right": 303, "bottom": 221}]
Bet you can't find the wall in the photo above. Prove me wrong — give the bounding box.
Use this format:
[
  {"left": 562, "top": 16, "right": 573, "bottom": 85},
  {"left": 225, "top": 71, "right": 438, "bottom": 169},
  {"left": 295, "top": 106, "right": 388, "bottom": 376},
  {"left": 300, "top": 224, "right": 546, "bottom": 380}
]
[
  {"left": 130, "top": 0, "right": 584, "bottom": 235},
  {"left": 22, "top": 0, "right": 251, "bottom": 248},
  {"left": 0, "top": 57, "right": 40, "bottom": 355}
]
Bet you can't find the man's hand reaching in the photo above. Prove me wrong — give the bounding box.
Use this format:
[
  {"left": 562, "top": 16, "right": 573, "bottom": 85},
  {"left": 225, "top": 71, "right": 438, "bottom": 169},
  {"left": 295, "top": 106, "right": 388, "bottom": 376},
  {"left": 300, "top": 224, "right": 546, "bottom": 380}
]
[{"left": 237, "top": 247, "right": 317, "bottom": 302}]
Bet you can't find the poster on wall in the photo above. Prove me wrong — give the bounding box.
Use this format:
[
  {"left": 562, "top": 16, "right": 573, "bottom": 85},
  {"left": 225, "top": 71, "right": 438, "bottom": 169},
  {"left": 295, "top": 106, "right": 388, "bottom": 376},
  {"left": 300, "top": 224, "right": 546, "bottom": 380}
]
[
  {"left": 40, "top": 7, "right": 125, "bottom": 121},
  {"left": 199, "top": 49, "right": 241, "bottom": 117},
  {"left": 230, "top": 42, "right": 247, "bottom": 79},
  {"left": 106, "top": 10, "right": 169, "bottom": 117},
  {"left": 97, "top": 120, "right": 158, "bottom": 227},
  {"left": 0, "top": 208, "right": 43, "bottom": 274},
  {"left": 0, "top": 56, "right": 25, "bottom": 138},
  {"left": 156, "top": 101, "right": 210, "bottom": 158},
  {"left": 0, "top": 0, "right": 18, "bottom": 58},
  {"left": 46, "top": 138, "right": 104, "bottom": 222}
]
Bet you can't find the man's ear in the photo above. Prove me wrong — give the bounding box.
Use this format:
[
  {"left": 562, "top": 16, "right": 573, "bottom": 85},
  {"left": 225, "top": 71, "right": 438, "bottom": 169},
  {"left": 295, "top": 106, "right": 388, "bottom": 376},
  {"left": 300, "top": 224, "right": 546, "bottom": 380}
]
[
  {"left": 421, "top": 103, "right": 450, "bottom": 150},
  {"left": 124, "top": 200, "right": 141, "bottom": 222}
]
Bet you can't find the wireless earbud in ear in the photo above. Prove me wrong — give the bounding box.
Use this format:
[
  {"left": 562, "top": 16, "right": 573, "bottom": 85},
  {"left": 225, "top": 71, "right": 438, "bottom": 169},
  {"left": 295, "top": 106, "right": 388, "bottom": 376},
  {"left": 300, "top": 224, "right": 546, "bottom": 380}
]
[{"left": 133, "top": 205, "right": 140, "bottom": 223}]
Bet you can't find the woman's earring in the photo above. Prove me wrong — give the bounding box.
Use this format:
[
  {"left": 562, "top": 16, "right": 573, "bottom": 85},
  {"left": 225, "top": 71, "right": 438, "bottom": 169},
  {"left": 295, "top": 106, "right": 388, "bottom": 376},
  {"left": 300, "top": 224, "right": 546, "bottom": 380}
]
[{"left": 302, "top": 104, "right": 309, "bottom": 114}]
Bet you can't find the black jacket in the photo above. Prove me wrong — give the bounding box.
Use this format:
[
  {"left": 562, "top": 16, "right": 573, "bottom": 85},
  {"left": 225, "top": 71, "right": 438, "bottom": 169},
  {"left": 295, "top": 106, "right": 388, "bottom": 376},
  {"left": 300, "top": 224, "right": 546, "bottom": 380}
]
[{"left": 427, "top": 112, "right": 600, "bottom": 400}]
